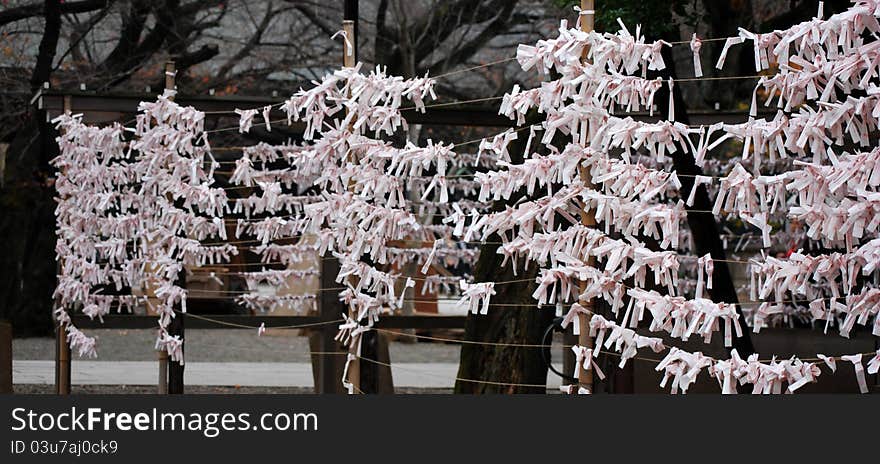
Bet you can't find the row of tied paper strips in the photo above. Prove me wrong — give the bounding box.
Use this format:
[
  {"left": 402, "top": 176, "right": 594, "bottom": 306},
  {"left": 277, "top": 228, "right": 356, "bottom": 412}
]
[{"left": 53, "top": 0, "right": 880, "bottom": 393}]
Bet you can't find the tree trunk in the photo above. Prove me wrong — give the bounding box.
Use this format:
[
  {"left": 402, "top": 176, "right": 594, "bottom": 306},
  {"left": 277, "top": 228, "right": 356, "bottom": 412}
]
[
  {"left": 455, "top": 116, "right": 555, "bottom": 394},
  {"left": 701, "top": 0, "right": 755, "bottom": 108},
  {"left": 454, "top": 250, "right": 555, "bottom": 393},
  {"left": 656, "top": 44, "right": 755, "bottom": 356},
  {"left": 0, "top": 0, "right": 62, "bottom": 336}
]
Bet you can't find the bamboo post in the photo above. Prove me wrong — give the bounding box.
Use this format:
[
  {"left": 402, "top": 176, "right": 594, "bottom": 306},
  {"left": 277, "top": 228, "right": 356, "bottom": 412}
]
[
  {"left": 55, "top": 95, "right": 73, "bottom": 395},
  {"left": 576, "top": 0, "right": 596, "bottom": 393},
  {"left": 1, "top": 320, "right": 11, "bottom": 393},
  {"left": 155, "top": 61, "right": 177, "bottom": 394}
]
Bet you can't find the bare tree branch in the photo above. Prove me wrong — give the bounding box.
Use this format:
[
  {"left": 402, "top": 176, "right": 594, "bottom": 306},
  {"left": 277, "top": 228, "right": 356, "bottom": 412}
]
[
  {"left": 286, "top": 1, "right": 338, "bottom": 38},
  {"left": 0, "top": 0, "right": 110, "bottom": 28},
  {"left": 427, "top": 2, "right": 516, "bottom": 76},
  {"left": 29, "top": 0, "right": 62, "bottom": 90},
  {"left": 216, "top": 2, "right": 278, "bottom": 79}
]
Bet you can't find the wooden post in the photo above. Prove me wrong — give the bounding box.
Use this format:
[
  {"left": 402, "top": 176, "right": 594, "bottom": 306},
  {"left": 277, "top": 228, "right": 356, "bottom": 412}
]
[
  {"left": 359, "top": 331, "right": 394, "bottom": 394},
  {"left": 164, "top": 62, "right": 175, "bottom": 91},
  {"left": 156, "top": 61, "right": 177, "bottom": 394},
  {"left": 55, "top": 95, "right": 73, "bottom": 395},
  {"left": 0, "top": 320, "right": 11, "bottom": 393},
  {"left": 167, "top": 313, "right": 184, "bottom": 393},
  {"left": 310, "top": 4, "right": 357, "bottom": 393},
  {"left": 55, "top": 320, "right": 71, "bottom": 394},
  {"left": 311, "top": 256, "right": 346, "bottom": 394},
  {"left": 167, "top": 261, "right": 185, "bottom": 394},
  {"left": 306, "top": 2, "right": 352, "bottom": 394},
  {"left": 166, "top": 60, "right": 184, "bottom": 394},
  {"left": 562, "top": 330, "right": 577, "bottom": 389},
  {"left": 576, "top": 0, "right": 596, "bottom": 393},
  {"left": 341, "top": 14, "right": 361, "bottom": 394},
  {"left": 157, "top": 329, "right": 168, "bottom": 393}
]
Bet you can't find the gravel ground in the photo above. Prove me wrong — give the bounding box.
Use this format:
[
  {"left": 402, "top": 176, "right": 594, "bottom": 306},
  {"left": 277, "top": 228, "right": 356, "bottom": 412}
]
[{"left": 14, "top": 329, "right": 463, "bottom": 363}]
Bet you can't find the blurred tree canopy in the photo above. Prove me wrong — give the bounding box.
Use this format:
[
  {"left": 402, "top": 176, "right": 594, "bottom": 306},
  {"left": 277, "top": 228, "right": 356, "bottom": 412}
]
[{"left": 554, "top": 0, "right": 699, "bottom": 35}]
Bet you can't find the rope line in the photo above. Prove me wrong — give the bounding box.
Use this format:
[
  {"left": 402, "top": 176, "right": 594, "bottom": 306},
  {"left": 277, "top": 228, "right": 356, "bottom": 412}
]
[
  {"left": 174, "top": 292, "right": 857, "bottom": 308},
  {"left": 431, "top": 57, "right": 520, "bottom": 80},
  {"left": 667, "top": 37, "right": 734, "bottom": 45},
  {"left": 195, "top": 58, "right": 517, "bottom": 117},
  {"left": 399, "top": 95, "right": 504, "bottom": 111},
  {"left": 674, "top": 74, "right": 764, "bottom": 83},
  {"left": 372, "top": 326, "right": 879, "bottom": 365},
  {"left": 182, "top": 312, "right": 344, "bottom": 330},
  {"left": 154, "top": 310, "right": 880, "bottom": 364},
  {"left": 196, "top": 71, "right": 767, "bottom": 135},
  {"left": 354, "top": 354, "right": 551, "bottom": 389},
  {"left": 140, "top": 324, "right": 877, "bottom": 391}
]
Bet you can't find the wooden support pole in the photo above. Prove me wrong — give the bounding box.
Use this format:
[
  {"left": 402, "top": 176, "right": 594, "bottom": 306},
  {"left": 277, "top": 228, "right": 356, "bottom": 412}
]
[
  {"left": 311, "top": 256, "right": 346, "bottom": 393},
  {"left": 0, "top": 320, "right": 11, "bottom": 393},
  {"left": 576, "top": 0, "right": 596, "bottom": 393},
  {"left": 313, "top": 7, "right": 357, "bottom": 393},
  {"left": 55, "top": 320, "right": 71, "bottom": 394},
  {"left": 562, "top": 330, "right": 577, "bottom": 389},
  {"left": 167, "top": 61, "right": 184, "bottom": 394},
  {"left": 341, "top": 15, "right": 361, "bottom": 395},
  {"left": 359, "top": 331, "right": 394, "bottom": 394},
  {"left": 342, "top": 20, "right": 356, "bottom": 69},
  {"left": 168, "top": 227, "right": 185, "bottom": 395},
  {"left": 167, "top": 311, "right": 184, "bottom": 394},
  {"left": 164, "top": 61, "right": 176, "bottom": 92},
  {"left": 157, "top": 329, "right": 168, "bottom": 393},
  {"left": 56, "top": 95, "right": 73, "bottom": 395},
  {"left": 157, "top": 61, "right": 177, "bottom": 394}
]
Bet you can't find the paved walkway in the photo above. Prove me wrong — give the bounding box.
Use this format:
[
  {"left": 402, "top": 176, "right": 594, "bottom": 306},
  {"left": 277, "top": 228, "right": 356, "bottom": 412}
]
[
  {"left": 13, "top": 330, "right": 464, "bottom": 363},
  {"left": 14, "top": 361, "right": 565, "bottom": 389}
]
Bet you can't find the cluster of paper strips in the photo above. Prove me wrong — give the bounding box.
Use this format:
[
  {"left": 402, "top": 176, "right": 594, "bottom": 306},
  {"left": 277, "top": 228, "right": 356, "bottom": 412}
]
[{"left": 50, "top": 1, "right": 880, "bottom": 394}]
